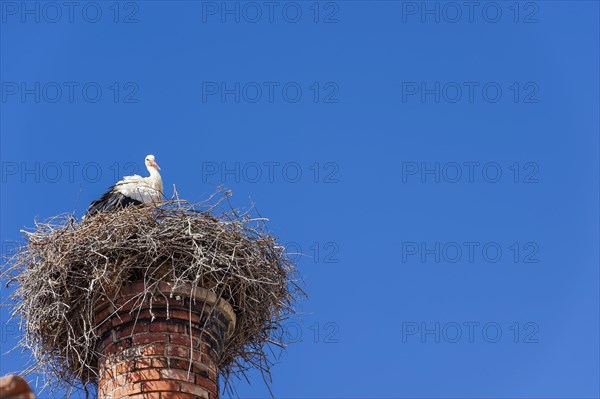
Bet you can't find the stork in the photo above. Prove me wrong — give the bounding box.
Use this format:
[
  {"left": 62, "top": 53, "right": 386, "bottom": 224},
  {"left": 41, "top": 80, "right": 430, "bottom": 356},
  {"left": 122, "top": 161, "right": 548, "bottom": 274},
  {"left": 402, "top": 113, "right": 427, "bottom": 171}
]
[{"left": 85, "top": 155, "right": 163, "bottom": 217}]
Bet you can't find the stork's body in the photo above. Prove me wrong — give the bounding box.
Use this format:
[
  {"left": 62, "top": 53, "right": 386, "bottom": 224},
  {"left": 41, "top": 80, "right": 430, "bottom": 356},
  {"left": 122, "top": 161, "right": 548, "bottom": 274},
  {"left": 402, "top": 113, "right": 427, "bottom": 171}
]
[{"left": 86, "top": 155, "right": 163, "bottom": 217}]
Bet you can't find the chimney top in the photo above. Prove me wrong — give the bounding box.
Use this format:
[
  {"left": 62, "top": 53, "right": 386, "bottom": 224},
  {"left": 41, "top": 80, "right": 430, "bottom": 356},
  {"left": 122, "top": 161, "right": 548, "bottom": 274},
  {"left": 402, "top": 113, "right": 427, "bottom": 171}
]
[{"left": 96, "top": 283, "right": 236, "bottom": 399}]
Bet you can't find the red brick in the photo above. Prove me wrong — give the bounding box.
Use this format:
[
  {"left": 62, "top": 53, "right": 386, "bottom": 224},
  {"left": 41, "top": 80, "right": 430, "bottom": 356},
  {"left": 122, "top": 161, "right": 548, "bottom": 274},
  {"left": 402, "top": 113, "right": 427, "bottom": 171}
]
[
  {"left": 112, "top": 312, "right": 134, "bottom": 327},
  {"left": 157, "top": 393, "right": 197, "bottom": 399},
  {"left": 194, "top": 374, "right": 217, "bottom": 393},
  {"left": 200, "top": 354, "right": 216, "bottom": 369},
  {"left": 160, "top": 368, "right": 195, "bottom": 383},
  {"left": 192, "top": 366, "right": 210, "bottom": 380},
  {"left": 119, "top": 282, "right": 146, "bottom": 296},
  {"left": 142, "top": 344, "right": 165, "bottom": 356},
  {"left": 133, "top": 333, "right": 169, "bottom": 346},
  {"left": 170, "top": 309, "right": 200, "bottom": 323},
  {"left": 113, "top": 382, "right": 143, "bottom": 398},
  {"left": 94, "top": 304, "right": 114, "bottom": 324},
  {"left": 169, "top": 358, "right": 193, "bottom": 371},
  {"left": 99, "top": 333, "right": 114, "bottom": 350},
  {"left": 116, "top": 321, "right": 149, "bottom": 338},
  {"left": 124, "top": 369, "right": 161, "bottom": 383},
  {"left": 166, "top": 344, "right": 190, "bottom": 358},
  {"left": 104, "top": 339, "right": 132, "bottom": 356},
  {"left": 127, "top": 394, "right": 161, "bottom": 399},
  {"left": 200, "top": 344, "right": 218, "bottom": 360},
  {"left": 142, "top": 295, "right": 169, "bottom": 306},
  {"left": 98, "top": 362, "right": 115, "bottom": 379},
  {"left": 149, "top": 321, "right": 169, "bottom": 333},
  {"left": 142, "top": 380, "right": 180, "bottom": 393},
  {"left": 191, "top": 348, "right": 204, "bottom": 362},
  {"left": 98, "top": 380, "right": 114, "bottom": 396},
  {"left": 154, "top": 322, "right": 186, "bottom": 334},
  {"left": 135, "top": 357, "right": 153, "bottom": 369},
  {"left": 151, "top": 358, "right": 169, "bottom": 368},
  {"left": 180, "top": 381, "right": 211, "bottom": 398},
  {"left": 136, "top": 308, "right": 169, "bottom": 320},
  {"left": 171, "top": 323, "right": 188, "bottom": 334},
  {"left": 208, "top": 368, "right": 218, "bottom": 382},
  {"left": 117, "top": 299, "right": 144, "bottom": 312},
  {"left": 115, "top": 360, "right": 136, "bottom": 374},
  {"left": 169, "top": 334, "right": 199, "bottom": 348},
  {"left": 199, "top": 342, "right": 212, "bottom": 354}
]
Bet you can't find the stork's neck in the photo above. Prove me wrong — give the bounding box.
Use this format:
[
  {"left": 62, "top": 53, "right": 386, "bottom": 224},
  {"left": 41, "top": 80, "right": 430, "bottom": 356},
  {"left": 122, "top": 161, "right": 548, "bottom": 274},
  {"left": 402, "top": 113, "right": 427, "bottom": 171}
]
[
  {"left": 146, "top": 166, "right": 162, "bottom": 190},
  {"left": 147, "top": 166, "right": 160, "bottom": 178}
]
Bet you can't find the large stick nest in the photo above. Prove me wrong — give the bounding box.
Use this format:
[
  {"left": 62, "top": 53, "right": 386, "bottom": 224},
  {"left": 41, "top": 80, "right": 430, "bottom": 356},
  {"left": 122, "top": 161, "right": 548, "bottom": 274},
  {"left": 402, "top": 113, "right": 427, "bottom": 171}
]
[{"left": 2, "top": 192, "right": 303, "bottom": 395}]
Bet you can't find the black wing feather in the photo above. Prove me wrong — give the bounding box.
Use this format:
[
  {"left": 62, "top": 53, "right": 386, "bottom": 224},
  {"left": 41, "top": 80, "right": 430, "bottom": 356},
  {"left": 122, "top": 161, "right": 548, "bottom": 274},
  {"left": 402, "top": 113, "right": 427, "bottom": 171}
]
[{"left": 86, "top": 185, "right": 143, "bottom": 216}]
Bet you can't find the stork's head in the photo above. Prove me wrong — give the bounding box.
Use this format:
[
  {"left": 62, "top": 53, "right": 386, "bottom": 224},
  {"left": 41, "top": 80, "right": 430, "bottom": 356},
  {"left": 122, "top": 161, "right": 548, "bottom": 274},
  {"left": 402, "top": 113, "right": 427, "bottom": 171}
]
[{"left": 145, "top": 154, "right": 161, "bottom": 171}]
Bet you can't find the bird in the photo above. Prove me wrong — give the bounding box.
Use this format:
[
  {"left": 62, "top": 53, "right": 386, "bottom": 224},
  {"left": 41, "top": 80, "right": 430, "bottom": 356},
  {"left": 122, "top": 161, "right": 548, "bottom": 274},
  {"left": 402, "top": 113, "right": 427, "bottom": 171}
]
[{"left": 85, "top": 154, "right": 163, "bottom": 217}]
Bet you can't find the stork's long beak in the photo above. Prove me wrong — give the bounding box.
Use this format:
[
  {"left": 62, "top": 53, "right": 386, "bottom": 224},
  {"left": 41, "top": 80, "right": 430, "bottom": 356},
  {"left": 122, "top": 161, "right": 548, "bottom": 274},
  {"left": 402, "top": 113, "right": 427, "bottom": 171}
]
[{"left": 152, "top": 161, "right": 161, "bottom": 170}]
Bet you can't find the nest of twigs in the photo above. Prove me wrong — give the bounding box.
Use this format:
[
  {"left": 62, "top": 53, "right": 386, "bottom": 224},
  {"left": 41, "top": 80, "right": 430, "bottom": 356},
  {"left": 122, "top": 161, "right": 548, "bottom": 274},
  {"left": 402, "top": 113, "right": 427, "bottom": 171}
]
[{"left": 2, "top": 192, "right": 303, "bottom": 395}]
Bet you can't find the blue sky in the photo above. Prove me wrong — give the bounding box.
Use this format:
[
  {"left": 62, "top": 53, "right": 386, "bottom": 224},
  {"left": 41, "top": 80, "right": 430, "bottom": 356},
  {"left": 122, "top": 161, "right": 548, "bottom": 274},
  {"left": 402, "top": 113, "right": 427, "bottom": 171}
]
[{"left": 1, "top": 1, "right": 599, "bottom": 398}]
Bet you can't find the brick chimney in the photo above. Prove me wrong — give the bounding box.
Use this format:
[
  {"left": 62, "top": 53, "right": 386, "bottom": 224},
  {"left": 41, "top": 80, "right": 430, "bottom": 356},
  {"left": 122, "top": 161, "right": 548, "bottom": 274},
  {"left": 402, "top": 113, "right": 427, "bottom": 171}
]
[{"left": 95, "top": 282, "right": 236, "bottom": 399}]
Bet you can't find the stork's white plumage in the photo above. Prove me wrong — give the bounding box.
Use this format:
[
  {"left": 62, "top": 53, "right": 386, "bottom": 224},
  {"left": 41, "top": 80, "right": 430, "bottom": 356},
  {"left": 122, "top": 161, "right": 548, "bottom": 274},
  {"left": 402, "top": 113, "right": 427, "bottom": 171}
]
[{"left": 86, "top": 155, "right": 163, "bottom": 217}]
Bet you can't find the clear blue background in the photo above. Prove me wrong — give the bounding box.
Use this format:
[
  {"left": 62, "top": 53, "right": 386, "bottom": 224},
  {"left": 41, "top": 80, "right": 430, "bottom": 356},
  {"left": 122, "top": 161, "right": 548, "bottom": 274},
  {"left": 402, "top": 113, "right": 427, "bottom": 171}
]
[{"left": 1, "top": 1, "right": 599, "bottom": 398}]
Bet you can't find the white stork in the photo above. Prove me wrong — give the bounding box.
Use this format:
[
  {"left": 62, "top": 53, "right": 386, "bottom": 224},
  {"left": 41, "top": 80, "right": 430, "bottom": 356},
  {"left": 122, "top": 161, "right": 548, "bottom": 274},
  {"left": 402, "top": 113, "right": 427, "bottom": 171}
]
[{"left": 86, "top": 154, "right": 163, "bottom": 217}]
